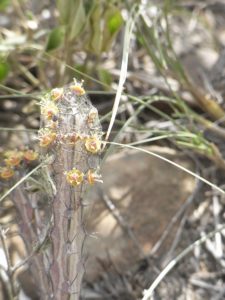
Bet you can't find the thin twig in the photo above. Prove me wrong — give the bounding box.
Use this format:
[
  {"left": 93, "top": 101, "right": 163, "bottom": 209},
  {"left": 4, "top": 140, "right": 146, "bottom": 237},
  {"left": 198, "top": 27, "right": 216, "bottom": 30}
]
[{"left": 0, "top": 228, "right": 16, "bottom": 299}]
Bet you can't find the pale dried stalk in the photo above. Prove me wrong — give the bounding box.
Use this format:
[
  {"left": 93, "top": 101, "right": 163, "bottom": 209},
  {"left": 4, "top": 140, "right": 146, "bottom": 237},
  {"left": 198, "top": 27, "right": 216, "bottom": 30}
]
[{"left": 12, "top": 184, "right": 52, "bottom": 298}]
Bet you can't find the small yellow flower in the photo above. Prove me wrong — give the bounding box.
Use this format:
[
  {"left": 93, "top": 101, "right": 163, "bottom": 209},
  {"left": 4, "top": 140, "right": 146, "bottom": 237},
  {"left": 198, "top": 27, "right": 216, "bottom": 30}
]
[
  {"left": 4, "top": 150, "right": 19, "bottom": 158},
  {"left": 85, "top": 136, "right": 101, "bottom": 154},
  {"left": 38, "top": 129, "right": 56, "bottom": 147},
  {"left": 4, "top": 151, "right": 22, "bottom": 167},
  {"left": 65, "top": 168, "right": 84, "bottom": 186},
  {"left": 70, "top": 80, "right": 85, "bottom": 96},
  {"left": 23, "top": 150, "right": 39, "bottom": 161},
  {"left": 51, "top": 88, "right": 63, "bottom": 101},
  {"left": 87, "top": 109, "right": 98, "bottom": 126},
  {"left": 70, "top": 85, "right": 85, "bottom": 96},
  {"left": 64, "top": 133, "right": 81, "bottom": 145},
  {"left": 41, "top": 101, "right": 59, "bottom": 120},
  {"left": 0, "top": 167, "right": 14, "bottom": 180},
  {"left": 87, "top": 169, "right": 102, "bottom": 185}
]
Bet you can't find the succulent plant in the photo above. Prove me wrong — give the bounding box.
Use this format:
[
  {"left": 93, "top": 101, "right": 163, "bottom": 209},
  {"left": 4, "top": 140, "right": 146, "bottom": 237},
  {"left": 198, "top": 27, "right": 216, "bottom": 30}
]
[{"left": 1, "top": 79, "right": 102, "bottom": 299}]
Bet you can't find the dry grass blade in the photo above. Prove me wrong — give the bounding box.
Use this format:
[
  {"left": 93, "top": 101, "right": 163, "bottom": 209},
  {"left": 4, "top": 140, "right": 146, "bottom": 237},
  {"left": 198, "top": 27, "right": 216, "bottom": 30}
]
[
  {"left": 105, "top": 141, "right": 225, "bottom": 195},
  {"left": 104, "top": 4, "right": 140, "bottom": 143}
]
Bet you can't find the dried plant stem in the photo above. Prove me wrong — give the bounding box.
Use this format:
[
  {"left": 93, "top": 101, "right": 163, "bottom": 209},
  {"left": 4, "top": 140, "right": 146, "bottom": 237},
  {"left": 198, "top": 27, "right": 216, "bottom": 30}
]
[
  {"left": 0, "top": 228, "right": 16, "bottom": 300},
  {"left": 186, "top": 76, "right": 225, "bottom": 121},
  {"left": 12, "top": 186, "right": 51, "bottom": 298}
]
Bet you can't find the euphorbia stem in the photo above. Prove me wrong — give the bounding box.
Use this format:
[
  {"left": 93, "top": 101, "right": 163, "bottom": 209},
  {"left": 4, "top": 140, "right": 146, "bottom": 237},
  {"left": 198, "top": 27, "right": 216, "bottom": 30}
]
[{"left": 39, "top": 81, "right": 102, "bottom": 299}]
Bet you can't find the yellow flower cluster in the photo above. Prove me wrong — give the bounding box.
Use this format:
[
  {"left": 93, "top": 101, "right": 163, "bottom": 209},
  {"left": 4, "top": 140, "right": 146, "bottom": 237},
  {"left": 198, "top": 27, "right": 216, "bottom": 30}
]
[
  {"left": 39, "top": 87, "right": 64, "bottom": 147},
  {"left": 38, "top": 81, "right": 102, "bottom": 187},
  {"left": 85, "top": 136, "right": 101, "bottom": 153},
  {"left": 41, "top": 101, "right": 59, "bottom": 121},
  {"left": 50, "top": 87, "right": 63, "bottom": 102},
  {"left": 65, "top": 168, "right": 102, "bottom": 186},
  {"left": 65, "top": 168, "right": 84, "bottom": 186},
  {"left": 38, "top": 128, "right": 57, "bottom": 147},
  {"left": 69, "top": 80, "right": 85, "bottom": 96},
  {"left": 87, "top": 109, "right": 98, "bottom": 126},
  {"left": 0, "top": 149, "right": 39, "bottom": 180},
  {"left": 0, "top": 167, "right": 14, "bottom": 180},
  {"left": 61, "top": 133, "right": 101, "bottom": 153},
  {"left": 39, "top": 81, "right": 98, "bottom": 149},
  {"left": 61, "top": 132, "right": 83, "bottom": 145}
]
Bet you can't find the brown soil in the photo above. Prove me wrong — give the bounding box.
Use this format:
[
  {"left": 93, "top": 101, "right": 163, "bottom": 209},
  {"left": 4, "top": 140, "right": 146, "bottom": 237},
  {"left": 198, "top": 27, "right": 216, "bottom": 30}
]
[{"left": 84, "top": 146, "right": 195, "bottom": 281}]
